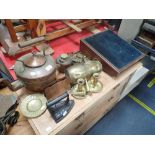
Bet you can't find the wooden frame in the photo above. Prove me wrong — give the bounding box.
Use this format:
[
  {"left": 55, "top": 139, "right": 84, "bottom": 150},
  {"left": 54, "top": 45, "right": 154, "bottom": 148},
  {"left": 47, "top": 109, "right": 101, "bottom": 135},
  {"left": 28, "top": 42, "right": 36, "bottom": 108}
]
[
  {"left": 45, "top": 20, "right": 96, "bottom": 40},
  {"left": 1, "top": 19, "right": 98, "bottom": 56},
  {"left": 4, "top": 19, "right": 38, "bottom": 42},
  {"left": 4, "top": 19, "right": 18, "bottom": 42}
]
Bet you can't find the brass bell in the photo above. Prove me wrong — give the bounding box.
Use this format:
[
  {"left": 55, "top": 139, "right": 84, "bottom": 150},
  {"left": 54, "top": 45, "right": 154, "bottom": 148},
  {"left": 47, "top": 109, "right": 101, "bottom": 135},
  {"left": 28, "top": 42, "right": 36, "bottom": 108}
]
[
  {"left": 88, "top": 73, "right": 103, "bottom": 93},
  {"left": 70, "top": 78, "right": 87, "bottom": 99}
]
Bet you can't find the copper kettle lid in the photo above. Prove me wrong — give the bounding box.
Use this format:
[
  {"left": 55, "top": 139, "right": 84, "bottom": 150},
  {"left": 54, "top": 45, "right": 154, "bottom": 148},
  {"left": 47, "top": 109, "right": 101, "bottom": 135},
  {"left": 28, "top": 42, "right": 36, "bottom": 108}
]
[{"left": 23, "top": 53, "right": 46, "bottom": 68}]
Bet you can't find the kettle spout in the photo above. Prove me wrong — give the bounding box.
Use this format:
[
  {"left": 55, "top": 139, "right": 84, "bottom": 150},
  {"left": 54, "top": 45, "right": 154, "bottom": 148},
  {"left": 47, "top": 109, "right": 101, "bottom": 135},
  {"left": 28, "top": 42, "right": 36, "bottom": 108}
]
[{"left": 0, "top": 78, "right": 24, "bottom": 91}]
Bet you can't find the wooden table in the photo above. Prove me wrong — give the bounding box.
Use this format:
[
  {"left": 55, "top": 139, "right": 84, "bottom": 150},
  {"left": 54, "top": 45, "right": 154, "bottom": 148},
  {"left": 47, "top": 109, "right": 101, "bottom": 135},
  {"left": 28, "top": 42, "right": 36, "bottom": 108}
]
[{"left": 0, "top": 62, "right": 142, "bottom": 135}]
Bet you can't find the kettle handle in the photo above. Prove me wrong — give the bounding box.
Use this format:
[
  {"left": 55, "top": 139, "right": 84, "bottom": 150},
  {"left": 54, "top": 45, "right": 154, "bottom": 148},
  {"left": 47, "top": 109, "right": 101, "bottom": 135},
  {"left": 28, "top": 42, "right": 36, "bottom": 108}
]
[
  {"left": 32, "top": 50, "right": 46, "bottom": 56},
  {"left": 16, "top": 59, "right": 24, "bottom": 65}
]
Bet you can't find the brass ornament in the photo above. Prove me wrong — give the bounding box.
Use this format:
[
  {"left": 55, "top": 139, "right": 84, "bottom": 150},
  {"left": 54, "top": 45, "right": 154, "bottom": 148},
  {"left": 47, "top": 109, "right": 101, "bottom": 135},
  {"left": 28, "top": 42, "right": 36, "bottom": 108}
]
[
  {"left": 65, "top": 59, "right": 102, "bottom": 84},
  {"left": 88, "top": 73, "right": 103, "bottom": 93},
  {"left": 66, "top": 58, "right": 103, "bottom": 99},
  {"left": 56, "top": 53, "right": 73, "bottom": 73},
  {"left": 72, "top": 53, "right": 86, "bottom": 63},
  {"left": 20, "top": 94, "right": 47, "bottom": 118},
  {"left": 70, "top": 78, "right": 87, "bottom": 99}
]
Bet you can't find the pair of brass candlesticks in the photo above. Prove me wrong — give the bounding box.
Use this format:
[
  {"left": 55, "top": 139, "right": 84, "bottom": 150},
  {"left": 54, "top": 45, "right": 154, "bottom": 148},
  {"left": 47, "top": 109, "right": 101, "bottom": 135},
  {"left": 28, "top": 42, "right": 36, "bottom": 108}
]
[
  {"left": 70, "top": 72, "right": 103, "bottom": 99},
  {"left": 65, "top": 57, "right": 103, "bottom": 99}
]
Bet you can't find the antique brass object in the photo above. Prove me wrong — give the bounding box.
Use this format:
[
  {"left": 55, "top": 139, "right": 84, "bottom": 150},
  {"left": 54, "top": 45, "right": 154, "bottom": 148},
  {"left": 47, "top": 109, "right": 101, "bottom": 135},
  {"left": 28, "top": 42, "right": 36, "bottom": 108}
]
[
  {"left": 56, "top": 53, "right": 88, "bottom": 73},
  {"left": 66, "top": 58, "right": 103, "bottom": 99},
  {"left": 56, "top": 53, "right": 73, "bottom": 73},
  {"left": 20, "top": 94, "right": 47, "bottom": 118},
  {"left": 88, "top": 73, "right": 103, "bottom": 93},
  {"left": 65, "top": 59, "right": 102, "bottom": 84},
  {"left": 72, "top": 53, "right": 86, "bottom": 63},
  {"left": 70, "top": 78, "right": 87, "bottom": 99}
]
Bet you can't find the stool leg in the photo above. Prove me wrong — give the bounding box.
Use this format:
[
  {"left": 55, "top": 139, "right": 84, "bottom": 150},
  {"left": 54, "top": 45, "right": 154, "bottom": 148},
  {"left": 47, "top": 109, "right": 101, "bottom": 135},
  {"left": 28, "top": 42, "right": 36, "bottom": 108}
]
[{"left": 4, "top": 19, "right": 18, "bottom": 42}]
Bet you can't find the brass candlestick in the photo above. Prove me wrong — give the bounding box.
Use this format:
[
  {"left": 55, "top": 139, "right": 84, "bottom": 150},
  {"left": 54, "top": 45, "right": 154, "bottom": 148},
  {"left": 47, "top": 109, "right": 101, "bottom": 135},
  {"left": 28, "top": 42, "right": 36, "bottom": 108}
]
[
  {"left": 70, "top": 78, "right": 87, "bottom": 99},
  {"left": 88, "top": 73, "right": 103, "bottom": 93}
]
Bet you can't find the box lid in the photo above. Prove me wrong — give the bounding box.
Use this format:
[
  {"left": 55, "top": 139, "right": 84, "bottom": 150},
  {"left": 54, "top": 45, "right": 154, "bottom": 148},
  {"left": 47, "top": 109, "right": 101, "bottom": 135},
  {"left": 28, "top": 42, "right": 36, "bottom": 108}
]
[{"left": 82, "top": 30, "right": 144, "bottom": 70}]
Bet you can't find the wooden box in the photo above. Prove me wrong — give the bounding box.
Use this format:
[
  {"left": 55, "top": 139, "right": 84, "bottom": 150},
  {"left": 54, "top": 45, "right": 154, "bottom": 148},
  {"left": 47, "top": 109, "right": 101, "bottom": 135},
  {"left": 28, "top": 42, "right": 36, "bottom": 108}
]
[{"left": 80, "top": 30, "right": 144, "bottom": 76}]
